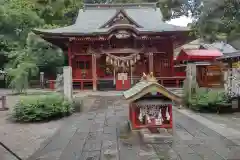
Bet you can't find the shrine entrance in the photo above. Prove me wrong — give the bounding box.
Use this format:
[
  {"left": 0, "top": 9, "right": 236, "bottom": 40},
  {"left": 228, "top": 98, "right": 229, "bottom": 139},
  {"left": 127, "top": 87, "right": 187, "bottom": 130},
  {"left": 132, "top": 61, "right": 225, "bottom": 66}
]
[{"left": 104, "top": 51, "right": 142, "bottom": 90}]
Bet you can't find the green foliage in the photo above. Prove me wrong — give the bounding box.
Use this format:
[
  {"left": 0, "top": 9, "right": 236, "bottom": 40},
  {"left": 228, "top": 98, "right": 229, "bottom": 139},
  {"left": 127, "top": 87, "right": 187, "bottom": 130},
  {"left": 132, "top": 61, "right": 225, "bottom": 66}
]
[
  {"left": 26, "top": 33, "right": 65, "bottom": 70},
  {"left": 6, "top": 62, "right": 38, "bottom": 93},
  {"left": 1, "top": 0, "right": 81, "bottom": 81},
  {"left": 188, "top": 89, "right": 231, "bottom": 112},
  {"left": 193, "top": 0, "right": 240, "bottom": 42},
  {"left": 12, "top": 93, "right": 73, "bottom": 122}
]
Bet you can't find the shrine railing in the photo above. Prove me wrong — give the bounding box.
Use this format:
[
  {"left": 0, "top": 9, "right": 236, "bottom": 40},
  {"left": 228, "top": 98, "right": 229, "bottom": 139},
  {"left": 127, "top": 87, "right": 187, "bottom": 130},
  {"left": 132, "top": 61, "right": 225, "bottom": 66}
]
[{"left": 45, "top": 76, "right": 185, "bottom": 90}]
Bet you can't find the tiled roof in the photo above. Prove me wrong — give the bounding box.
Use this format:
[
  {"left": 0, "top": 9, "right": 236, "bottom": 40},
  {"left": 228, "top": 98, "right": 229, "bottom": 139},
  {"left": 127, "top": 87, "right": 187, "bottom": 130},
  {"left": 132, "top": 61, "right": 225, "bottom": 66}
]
[
  {"left": 123, "top": 80, "right": 155, "bottom": 99},
  {"left": 33, "top": 3, "right": 190, "bottom": 35},
  {"left": 200, "top": 42, "right": 237, "bottom": 54},
  {"left": 217, "top": 51, "right": 240, "bottom": 59},
  {"left": 123, "top": 78, "right": 182, "bottom": 103}
]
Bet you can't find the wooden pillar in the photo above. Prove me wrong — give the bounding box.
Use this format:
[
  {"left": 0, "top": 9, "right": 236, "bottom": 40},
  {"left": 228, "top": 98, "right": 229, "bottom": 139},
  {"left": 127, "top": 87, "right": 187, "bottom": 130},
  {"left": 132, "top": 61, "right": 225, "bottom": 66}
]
[
  {"left": 148, "top": 53, "right": 154, "bottom": 73},
  {"left": 68, "top": 42, "right": 72, "bottom": 67},
  {"left": 170, "top": 39, "right": 174, "bottom": 76},
  {"left": 92, "top": 54, "right": 97, "bottom": 91}
]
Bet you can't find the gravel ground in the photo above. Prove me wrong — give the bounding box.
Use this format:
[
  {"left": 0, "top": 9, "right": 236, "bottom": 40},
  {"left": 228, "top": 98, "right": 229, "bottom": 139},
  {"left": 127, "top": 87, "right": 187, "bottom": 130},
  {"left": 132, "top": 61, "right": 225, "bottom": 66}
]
[{"left": 0, "top": 95, "right": 65, "bottom": 159}]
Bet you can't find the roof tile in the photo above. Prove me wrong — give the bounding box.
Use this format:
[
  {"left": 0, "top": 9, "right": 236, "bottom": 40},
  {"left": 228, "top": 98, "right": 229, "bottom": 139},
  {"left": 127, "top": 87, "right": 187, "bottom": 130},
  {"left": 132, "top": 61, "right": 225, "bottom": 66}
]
[{"left": 33, "top": 3, "right": 190, "bottom": 35}]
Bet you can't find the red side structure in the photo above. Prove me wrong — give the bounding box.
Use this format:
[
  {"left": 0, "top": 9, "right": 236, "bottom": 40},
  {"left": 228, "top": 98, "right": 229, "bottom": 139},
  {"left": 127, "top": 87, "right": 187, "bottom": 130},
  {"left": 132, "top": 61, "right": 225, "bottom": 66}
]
[
  {"left": 174, "top": 49, "right": 223, "bottom": 77},
  {"left": 176, "top": 49, "right": 223, "bottom": 62}
]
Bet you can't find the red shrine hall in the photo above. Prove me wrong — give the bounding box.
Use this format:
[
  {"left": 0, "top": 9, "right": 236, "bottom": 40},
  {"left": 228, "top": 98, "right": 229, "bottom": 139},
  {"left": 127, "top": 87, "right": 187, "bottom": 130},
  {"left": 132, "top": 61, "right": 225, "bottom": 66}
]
[{"left": 33, "top": 3, "right": 191, "bottom": 91}]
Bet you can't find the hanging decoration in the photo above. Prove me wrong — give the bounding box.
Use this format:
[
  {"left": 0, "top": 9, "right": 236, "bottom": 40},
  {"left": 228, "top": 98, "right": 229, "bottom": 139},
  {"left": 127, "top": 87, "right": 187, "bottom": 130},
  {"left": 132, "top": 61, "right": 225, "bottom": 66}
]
[
  {"left": 137, "top": 105, "right": 170, "bottom": 125},
  {"left": 105, "top": 52, "right": 141, "bottom": 71}
]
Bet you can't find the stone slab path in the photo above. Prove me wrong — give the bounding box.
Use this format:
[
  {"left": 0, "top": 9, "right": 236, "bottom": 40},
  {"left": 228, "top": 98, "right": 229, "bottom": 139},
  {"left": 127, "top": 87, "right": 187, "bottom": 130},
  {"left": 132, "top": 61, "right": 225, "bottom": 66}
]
[{"left": 23, "top": 96, "right": 240, "bottom": 160}]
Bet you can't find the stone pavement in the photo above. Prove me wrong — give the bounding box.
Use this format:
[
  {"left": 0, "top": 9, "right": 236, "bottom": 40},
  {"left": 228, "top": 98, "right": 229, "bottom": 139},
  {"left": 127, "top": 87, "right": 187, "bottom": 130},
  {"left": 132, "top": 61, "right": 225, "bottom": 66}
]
[{"left": 24, "top": 95, "right": 240, "bottom": 160}]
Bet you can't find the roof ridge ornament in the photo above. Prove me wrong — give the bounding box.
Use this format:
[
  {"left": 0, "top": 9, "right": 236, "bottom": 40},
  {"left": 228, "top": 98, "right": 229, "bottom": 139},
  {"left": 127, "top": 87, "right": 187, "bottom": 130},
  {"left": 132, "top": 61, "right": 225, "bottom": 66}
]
[
  {"left": 140, "top": 72, "right": 157, "bottom": 82},
  {"left": 84, "top": 3, "right": 157, "bottom": 9}
]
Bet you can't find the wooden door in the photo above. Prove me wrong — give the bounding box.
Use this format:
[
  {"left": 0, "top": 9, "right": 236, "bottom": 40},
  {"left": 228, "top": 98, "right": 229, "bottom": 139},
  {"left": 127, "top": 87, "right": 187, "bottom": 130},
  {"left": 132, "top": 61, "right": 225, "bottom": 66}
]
[{"left": 73, "top": 56, "right": 92, "bottom": 79}]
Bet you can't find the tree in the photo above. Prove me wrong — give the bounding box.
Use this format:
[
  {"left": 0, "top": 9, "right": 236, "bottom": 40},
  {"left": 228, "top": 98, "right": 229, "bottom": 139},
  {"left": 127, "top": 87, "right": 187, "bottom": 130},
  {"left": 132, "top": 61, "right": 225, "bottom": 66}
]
[
  {"left": 1, "top": 0, "right": 84, "bottom": 92},
  {"left": 192, "top": 0, "right": 240, "bottom": 42}
]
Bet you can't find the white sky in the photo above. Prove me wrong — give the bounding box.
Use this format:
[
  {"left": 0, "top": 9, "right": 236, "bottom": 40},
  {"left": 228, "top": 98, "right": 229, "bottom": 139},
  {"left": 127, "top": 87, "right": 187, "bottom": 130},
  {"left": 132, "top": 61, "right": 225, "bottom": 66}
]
[{"left": 167, "top": 16, "right": 193, "bottom": 27}]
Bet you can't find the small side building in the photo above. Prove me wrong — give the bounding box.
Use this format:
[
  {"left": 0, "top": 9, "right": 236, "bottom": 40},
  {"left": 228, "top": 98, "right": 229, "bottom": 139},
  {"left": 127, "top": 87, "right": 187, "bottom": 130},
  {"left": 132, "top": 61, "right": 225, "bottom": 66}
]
[
  {"left": 174, "top": 49, "right": 223, "bottom": 87},
  {"left": 123, "top": 72, "right": 182, "bottom": 130}
]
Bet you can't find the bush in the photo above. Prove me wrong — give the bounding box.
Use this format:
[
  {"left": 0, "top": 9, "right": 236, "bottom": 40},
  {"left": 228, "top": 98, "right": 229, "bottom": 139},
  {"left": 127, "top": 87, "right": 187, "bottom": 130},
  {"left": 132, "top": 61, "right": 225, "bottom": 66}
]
[
  {"left": 12, "top": 93, "right": 73, "bottom": 122},
  {"left": 188, "top": 89, "right": 231, "bottom": 112}
]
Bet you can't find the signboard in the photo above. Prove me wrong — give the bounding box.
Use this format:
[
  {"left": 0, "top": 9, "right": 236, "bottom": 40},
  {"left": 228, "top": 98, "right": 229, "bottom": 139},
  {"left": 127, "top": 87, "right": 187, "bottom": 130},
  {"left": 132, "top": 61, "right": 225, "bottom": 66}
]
[
  {"left": 117, "top": 73, "right": 127, "bottom": 81},
  {"left": 226, "top": 66, "right": 240, "bottom": 97}
]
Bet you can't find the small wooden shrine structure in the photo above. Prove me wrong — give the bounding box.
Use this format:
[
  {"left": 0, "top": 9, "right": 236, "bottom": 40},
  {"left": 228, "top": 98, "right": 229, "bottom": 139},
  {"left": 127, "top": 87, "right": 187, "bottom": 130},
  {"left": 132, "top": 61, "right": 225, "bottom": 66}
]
[
  {"left": 33, "top": 3, "right": 192, "bottom": 91},
  {"left": 174, "top": 49, "right": 224, "bottom": 87},
  {"left": 123, "top": 72, "right": 182, "bottom": 130}
]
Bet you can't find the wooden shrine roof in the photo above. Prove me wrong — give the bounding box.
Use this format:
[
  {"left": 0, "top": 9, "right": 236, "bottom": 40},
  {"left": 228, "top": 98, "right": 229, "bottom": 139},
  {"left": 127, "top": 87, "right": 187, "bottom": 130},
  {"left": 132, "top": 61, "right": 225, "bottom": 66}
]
[
  {"left": 175, "top": 49, "right": 223, "bottom": 62},
  {"left": 33, "top": 3, "right": 190, "bottom": 36},
  {"left": 123, "top": 73, "right": 182, "bottom": 104}
]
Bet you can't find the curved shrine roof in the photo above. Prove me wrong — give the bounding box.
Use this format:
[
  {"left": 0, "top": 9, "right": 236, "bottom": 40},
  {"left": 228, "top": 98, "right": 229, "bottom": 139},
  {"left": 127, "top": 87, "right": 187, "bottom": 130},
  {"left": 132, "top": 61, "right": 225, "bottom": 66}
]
[{"left": 33, "top": 3, "right": 190, "bottom": 36}]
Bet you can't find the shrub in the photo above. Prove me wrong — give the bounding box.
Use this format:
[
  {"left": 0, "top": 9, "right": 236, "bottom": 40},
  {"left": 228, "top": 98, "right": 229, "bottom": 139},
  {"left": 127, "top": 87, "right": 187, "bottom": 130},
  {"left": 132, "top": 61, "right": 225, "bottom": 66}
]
[
  {"left": 12, "top": 93, "right": 73, "bottom": 122},
  {"left": 188, "top": 88, "right": 231, "bottom": 112}
]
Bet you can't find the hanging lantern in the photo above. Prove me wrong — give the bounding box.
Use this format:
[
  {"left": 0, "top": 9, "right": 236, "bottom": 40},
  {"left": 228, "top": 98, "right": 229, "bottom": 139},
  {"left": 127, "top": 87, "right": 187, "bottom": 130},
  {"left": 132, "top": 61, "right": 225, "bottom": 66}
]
[
  {"left": 137, "top": 54, "right": 141, "bottom": 60},
  {"left": 134, "top": 57, "right": 137, "bottom": 63},
  {"left": 117, "top": 60, "right": 120, "bottom": 67}
]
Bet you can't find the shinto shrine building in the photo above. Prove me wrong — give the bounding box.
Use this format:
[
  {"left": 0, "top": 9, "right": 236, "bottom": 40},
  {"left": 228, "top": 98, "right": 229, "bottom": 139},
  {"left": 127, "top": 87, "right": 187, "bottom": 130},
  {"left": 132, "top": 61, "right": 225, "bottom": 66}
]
[{"left": 33, "top": 3, "right": 191, "bottom": 91}]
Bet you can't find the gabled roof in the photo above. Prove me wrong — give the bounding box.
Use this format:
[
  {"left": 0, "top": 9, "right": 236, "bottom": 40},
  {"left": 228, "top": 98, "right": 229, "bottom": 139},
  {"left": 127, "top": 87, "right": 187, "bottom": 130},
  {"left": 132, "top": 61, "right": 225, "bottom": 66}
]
[
  {"left": 33, "top": 3, "right": 190, "bottom": 36},
  {"left": 123, "top": 73, "right": 182, "bottom": 103},
  {"left": 174, "top": 39, "right": 202, "bottom": 60}
]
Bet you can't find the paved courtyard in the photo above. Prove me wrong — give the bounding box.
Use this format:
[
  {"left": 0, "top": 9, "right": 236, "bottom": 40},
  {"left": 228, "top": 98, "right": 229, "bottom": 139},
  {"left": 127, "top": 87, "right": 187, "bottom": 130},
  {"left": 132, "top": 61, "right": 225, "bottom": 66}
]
[{"left": 22, "top": 96, "right": 240, "bottom": 160}]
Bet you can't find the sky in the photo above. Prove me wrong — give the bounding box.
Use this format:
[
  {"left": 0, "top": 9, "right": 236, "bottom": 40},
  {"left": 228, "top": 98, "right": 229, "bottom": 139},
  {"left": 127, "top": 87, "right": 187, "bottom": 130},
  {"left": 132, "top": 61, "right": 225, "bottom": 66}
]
[{"left": 167, "top": 16, "right": 193, "bottom": 27}]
